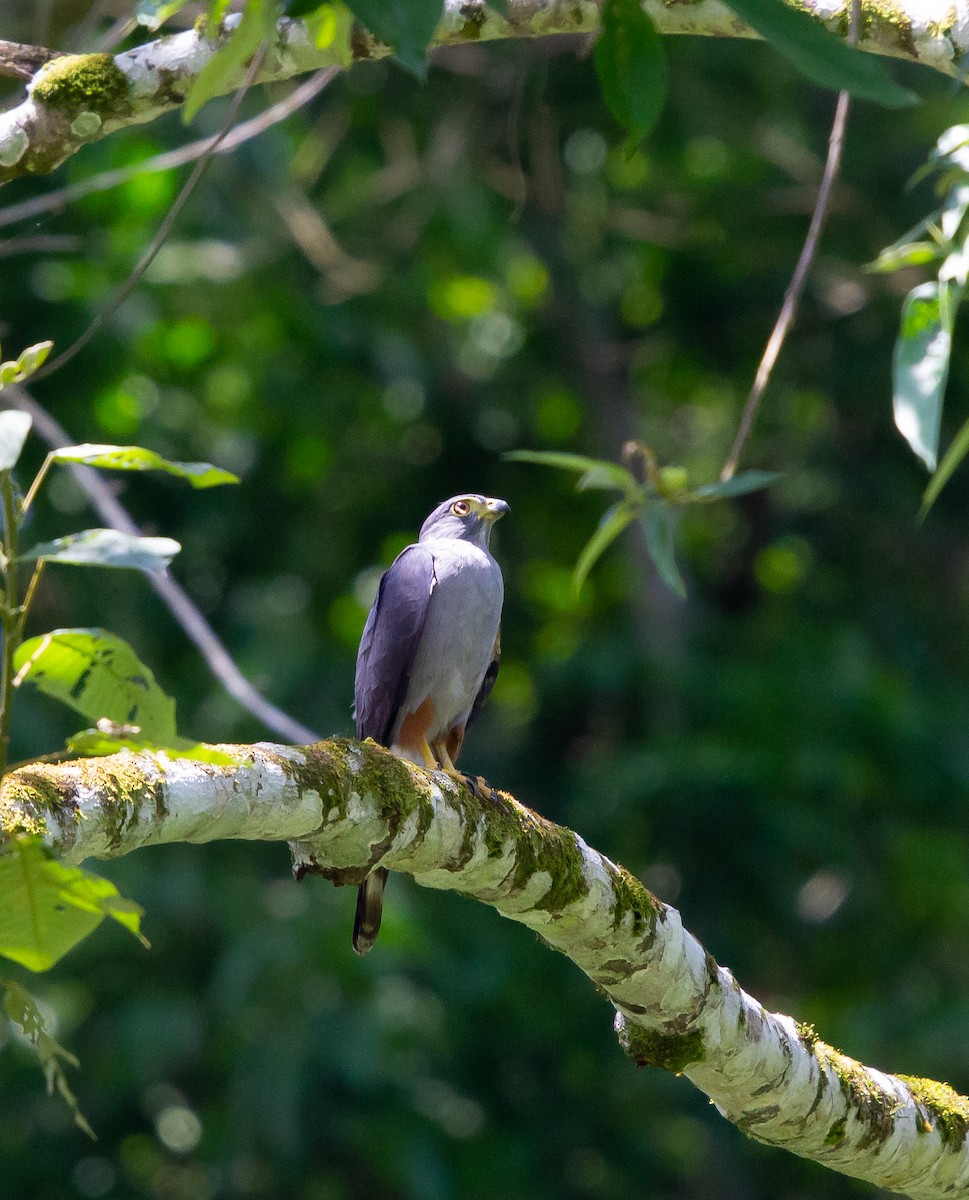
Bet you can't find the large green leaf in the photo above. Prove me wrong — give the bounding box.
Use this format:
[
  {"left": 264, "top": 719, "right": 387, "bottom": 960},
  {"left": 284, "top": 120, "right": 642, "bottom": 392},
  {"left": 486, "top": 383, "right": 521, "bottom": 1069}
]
[
  {"left": 0, "top": 836, "right": 147, "bottom": 973},
  {"left": 183, "top": 0, "right": 274, "bottom": 123},
  {"left": 505, "top": 450, "right": 638, "bottom": 493},
  {"left": 19, "top": 529, "right": 180, "bottom": 574},
  {"left": 0, "top": 410, "right": 32, "bottom": 471},
  {"left": 722, "top": 0, "right": 916, "bottom": 108},
  {"left": 14, "top": 629, "right": 178, "bottom": 741},
  {"left": 1, "top": 979, "right": 93, "bottom": 1137},
  {"left": 135, "top": 0, "right": 192, "bottom": 29},
  {"left": 642, "top": 504, "right": 687, "bottom": 599},
  {"left": 892, "top": 280, "right": 962, "bottom": 471},
  {"left": 344, "top": 0, "right": 443, "bottom": 77},
  {"left": 594, "top": 0, "right": 667, "bottom": 142},
  {"left": 50, "top": 444, "right": 240, "bottom": 488},
  {"left": 573, "top": 501, "right": 638, "bottom": 597}
]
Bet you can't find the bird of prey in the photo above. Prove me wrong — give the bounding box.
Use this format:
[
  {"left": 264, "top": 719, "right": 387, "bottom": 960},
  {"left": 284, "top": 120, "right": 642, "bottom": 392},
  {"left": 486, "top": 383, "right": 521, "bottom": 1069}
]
[{"left": 352, "top": 493, "right": 509, "bottom": 954}]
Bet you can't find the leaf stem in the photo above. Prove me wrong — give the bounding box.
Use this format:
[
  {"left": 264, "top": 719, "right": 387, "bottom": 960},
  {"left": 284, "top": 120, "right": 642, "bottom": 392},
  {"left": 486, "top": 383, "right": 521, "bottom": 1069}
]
[
  {"left": 0, "top": 468, "right": 20, "bottom": 778},
  {"left": 20, "top": 452, "right": 53, "bottom": 517}
]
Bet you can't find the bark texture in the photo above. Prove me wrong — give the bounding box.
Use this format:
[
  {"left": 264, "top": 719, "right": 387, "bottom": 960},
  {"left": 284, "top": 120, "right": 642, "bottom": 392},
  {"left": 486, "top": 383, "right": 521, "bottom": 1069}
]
[
  {"left": 0, "top": 1, "right": 963, "bottom": 186},
  {"left": 2, "top": 736, "right": 968, "bottom": 1199}
]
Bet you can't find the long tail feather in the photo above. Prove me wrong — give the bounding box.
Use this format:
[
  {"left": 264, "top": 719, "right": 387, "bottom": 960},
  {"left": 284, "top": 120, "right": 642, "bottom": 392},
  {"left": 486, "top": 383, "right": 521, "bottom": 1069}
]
[{"left": 352, "top": 867, "right": 388, "bottom": 955}]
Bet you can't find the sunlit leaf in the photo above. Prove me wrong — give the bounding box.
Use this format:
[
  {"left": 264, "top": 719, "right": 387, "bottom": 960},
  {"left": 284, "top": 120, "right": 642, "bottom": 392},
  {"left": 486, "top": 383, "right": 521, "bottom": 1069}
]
[
  {"left": 19, "top": 529, "right": 180, "bottom": 574},
  {"left": 14, "top": 629, "right": 178, "bottom": 742},
  {"left": 50, "top": 444, "right": 239, "bottom": 488},
  {"left": 594, "top": 0, "right": 667, "bottom": 142},
  {"left": 66, "top": 727, "right": 238, "bottom": 767},
  {"left": 642, "top": 504, "right": 687, "bottom": 598},
  {"left": 0, "top": 341, "right": 53, "bottom": 387},
  {"left": 892, "top": 280, "right": 962, "bottom": 470},
  {"left": 184, "top": 0, "right": 273, "bottom": 123},
  {"left": 1, "top": 979, "right": 94, "bottom": 1138},
  {"left": 0, "top": 410, "right": 32, "bottom": 471},
  {"left": 135, "top": 0, "right": 191, "bottom": 30},
  {"left": 344, "top": 0, "right": 444, "bottom": 77},
  {"left": 15, "top": 341, "right": 53, "bottom": 378},
  {"left": 573, "top": 501, "right": 637, "bottom": 597},
  {"left": 869, "top": 239, "right": 940, "bottom": 274},
  {"left": 691, "top": 470, "right": 781, "bottom": 501},
  {"left": 0, "top": 836, "right": 147, "bottom": 973},
  {"left": 722, "top": 0, "right": 917, "bottom": 108},
  {"left": 920, "top": 412, "right": 969, "bottom": 519}
]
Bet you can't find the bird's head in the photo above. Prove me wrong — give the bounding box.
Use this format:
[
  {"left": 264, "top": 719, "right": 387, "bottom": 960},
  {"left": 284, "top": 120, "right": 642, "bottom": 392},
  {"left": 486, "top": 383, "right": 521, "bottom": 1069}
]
[{"left": 419, "top": 494, "right": 510, "bottom": 547}]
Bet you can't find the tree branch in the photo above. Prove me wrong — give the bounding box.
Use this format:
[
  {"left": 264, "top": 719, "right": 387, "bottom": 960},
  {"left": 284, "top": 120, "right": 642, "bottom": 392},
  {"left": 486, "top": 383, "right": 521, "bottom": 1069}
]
[
  {"left": 2, "top": 738, "right": 968, "bottom": 1198},
  {"left": 0, "top": 1, "right": 961, "bottom": 187}
]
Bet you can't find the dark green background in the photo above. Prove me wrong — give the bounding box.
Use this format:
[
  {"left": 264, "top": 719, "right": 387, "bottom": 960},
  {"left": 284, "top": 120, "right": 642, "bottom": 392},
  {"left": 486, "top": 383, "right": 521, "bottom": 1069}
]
[{"left": 1, "top": 5, "right": 968, "bottom": 1198}]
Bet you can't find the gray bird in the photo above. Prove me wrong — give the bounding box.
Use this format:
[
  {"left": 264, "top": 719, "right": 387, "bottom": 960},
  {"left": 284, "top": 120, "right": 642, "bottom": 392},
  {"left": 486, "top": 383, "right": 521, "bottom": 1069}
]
[{"left": 352, "top": 493, "right": 509, "bottom": 954}]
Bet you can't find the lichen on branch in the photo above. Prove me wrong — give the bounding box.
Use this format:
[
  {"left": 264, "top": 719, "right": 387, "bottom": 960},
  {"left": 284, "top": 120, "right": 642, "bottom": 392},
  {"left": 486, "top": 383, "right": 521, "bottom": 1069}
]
[
  {"left": 1, "top": 735, "right": 968, "bottom": 1198},
  {"left": 0, "top": 1, "right": 964, "bottom": 186}
]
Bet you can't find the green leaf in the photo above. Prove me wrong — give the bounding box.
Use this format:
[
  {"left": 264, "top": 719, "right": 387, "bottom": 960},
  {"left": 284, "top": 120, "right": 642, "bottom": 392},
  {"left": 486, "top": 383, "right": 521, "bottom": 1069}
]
[
  {"left": 135, "top": 0, "right": 191, "bottom": 30},
  {"left": 1, "top": 978, "right": 94, "bottom": 1138},
  {"left": 50, "top": 444, "right": 240, "bottom": 488},
  {"left": 14, "top": 629, "right": 178, "bottom": 742},
  {"left": 0, "top": 410, "right": 32, "bottom": 470},
  {"left": 594, "top": 0, "right": 667, "bottom": 142},
  {"left": 506, "top": 449, "right": 639, "bottom": 492},
  {"left": 0, "top": 836, "right": 147, "bottom": 973},
  {"left": 920, "top": 411, "right": 969, "bottom": 519},
  {"left": 573, "top": 501, "right": 638, "bottom": 597},
  {"left": 66, "top": 727, "right": 238, "bottom": 767},
  {"left": 869, "top": 240, "right": 941, "bottom": 274},
  {"left": 642, "top": 504, "right": 687, "bottom": 599},
  {"left": 19, "top": 529, "right": 181, "bottom": 575},
  {"left": 183, "top": 0, "right": 273, "bottom": 124},
  {"left": 893, "top": 280, "right": 962, "bottom": 470},
  {"left": 16, "top": 341, "right": 53, "bottom": 377},
  {"left": 344, "top": 0, "right": 444, "bottom": 77},
  {"left": 0, "top": 341, "right": 53, "bottom": 387},
  {"left": 690, "top": 470, "right": 781, "bottom": 501},
  {"left": 721, "top": 0, "right": 917, "bottom": 108}
]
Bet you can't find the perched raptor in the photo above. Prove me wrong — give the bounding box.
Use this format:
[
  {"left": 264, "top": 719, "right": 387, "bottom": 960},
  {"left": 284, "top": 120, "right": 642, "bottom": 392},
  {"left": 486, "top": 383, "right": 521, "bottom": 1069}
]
[{"left": 352, "top": 493, "right": 509, "bottom": 954}]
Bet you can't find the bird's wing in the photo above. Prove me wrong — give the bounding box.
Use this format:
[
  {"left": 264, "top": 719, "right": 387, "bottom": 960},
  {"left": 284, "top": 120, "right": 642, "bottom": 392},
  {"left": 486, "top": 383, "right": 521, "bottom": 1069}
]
[
  {"left": 354, "top": 545, "right": 437, "bottom": 745},
  {"left": 466, "top": 627, "right": 501, "bottom": 731}
]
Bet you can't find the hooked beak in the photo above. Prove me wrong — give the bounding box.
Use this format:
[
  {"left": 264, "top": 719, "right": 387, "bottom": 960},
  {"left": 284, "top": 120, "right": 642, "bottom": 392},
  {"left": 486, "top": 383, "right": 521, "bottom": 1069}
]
[{"left": 484, "top": 497, "right": 510, "bottom": 521}]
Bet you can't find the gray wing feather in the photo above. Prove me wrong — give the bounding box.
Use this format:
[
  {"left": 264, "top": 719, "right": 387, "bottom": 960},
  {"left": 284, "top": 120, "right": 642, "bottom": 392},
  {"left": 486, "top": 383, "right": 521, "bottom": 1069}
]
[
  {"left": 354, "top": 545, "right": 436, "bottom": 745},
  {"left": 466, "top": 629, "right": 500, "bottom": 731}
]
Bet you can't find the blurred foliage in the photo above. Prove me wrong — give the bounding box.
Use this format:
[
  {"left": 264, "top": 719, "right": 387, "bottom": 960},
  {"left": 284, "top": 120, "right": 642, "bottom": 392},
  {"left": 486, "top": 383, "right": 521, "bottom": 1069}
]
[{"left": 1, "top": 3, "right": 968, "bottom": 1199}]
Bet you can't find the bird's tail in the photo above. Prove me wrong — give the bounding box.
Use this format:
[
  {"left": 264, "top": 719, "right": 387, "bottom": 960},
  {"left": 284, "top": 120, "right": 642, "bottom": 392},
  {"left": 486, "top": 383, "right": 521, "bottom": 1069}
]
[{"left": 352, "top": 867, "right": 389, "bottom": 955}]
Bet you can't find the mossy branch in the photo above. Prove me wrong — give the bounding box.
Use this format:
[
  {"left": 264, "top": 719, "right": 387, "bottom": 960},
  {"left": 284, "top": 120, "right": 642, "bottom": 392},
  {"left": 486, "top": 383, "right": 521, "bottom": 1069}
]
[
  {"left": 0, "top": 0, "right": 962, "bottom": 186},
  {"left": 1, "top": 735, "right": 967, "bottom": 1198}
]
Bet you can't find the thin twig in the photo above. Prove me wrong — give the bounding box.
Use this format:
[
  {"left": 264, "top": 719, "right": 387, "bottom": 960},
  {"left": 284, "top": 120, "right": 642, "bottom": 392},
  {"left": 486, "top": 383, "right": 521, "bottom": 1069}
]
[
  {"left": 29, "top": 42, "right": 270, "bottom": 384},
  {"left": 6, "top": 385, "right": 320, "bottom": 746},
  {"left": 0, "top": 71, "right": 336, "bottom": 230},
  {"left": 720, "top": 0, "right": 860, "bottom": 482}
]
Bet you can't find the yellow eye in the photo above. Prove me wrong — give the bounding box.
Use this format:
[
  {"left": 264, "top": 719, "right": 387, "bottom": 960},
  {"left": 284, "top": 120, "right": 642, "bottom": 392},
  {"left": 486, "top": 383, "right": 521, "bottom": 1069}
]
[{"left": 451, "top": 499, "right": 471, "bottom": 516}]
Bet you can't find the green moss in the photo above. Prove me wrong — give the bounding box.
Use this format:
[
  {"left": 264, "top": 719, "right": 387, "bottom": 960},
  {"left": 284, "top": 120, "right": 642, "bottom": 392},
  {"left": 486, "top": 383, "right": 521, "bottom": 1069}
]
[
  {"left": 508, "top": 815, "right": 589, "bottom": 911},
  {"left": 458, "top": 2, "right": 487, "bottom": 39},
  {"left": 898, "top": 1075, "right": 969, "bottom": 1147},
  {"left": 609, "top": 863, "right": 659, "bottom": 939},
  {"left": 619, "top": 1022, "right": 705, "bottom": 1074},
  {"left": 796, "top": 1020, "right": 819, "bottom": 1049},
  {"left": 33, "top": 53, "right": 129, "bottom": 116},
  {"left": 824, "top": 1116, "right": 847, "bottom": 1146},
  {"left": 816, "top": 1041, "right": 898, "bottom": 1150},
  {"left": 0, "top": 771, "right": 79, "bottom": 841}
]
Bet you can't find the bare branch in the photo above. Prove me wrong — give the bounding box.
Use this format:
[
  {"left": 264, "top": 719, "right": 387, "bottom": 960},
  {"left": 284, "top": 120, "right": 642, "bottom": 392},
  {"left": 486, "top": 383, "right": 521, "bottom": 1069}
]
[
  {"left": 0, "top": 2, "right": 963, "bottom": 187},
  {"left": 720, "top": 0, "right": 859, "bottom": 481},
  {"left": 2, "top": 738, "right": 968, "bottom": 1200}
]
